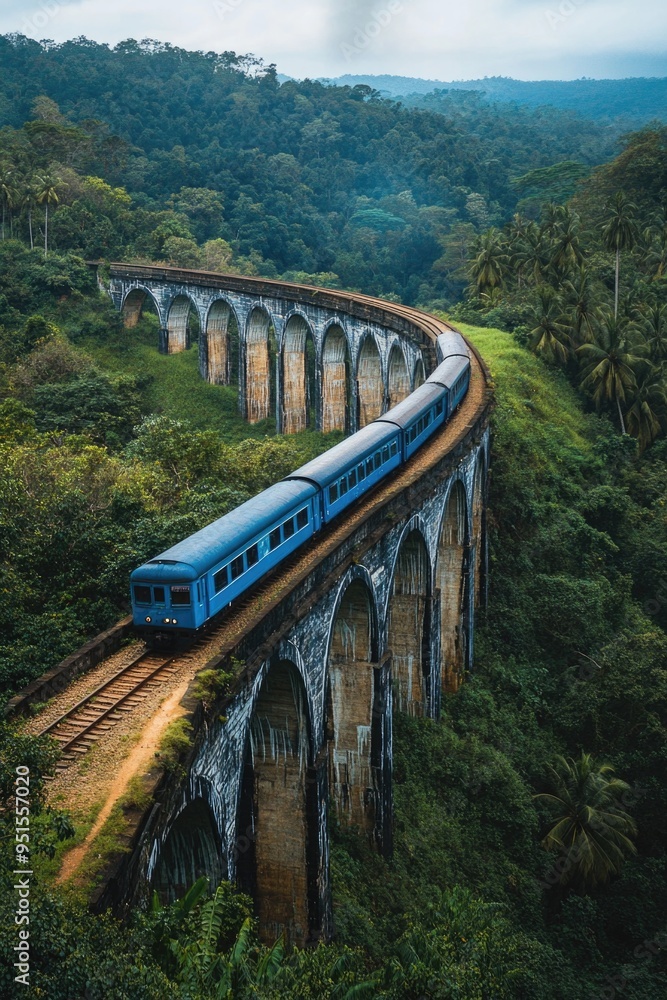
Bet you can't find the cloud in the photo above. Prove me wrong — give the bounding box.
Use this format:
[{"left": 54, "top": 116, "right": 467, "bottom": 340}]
[{"left": 0, "top": 0, "right": 665, "bottom": 80}]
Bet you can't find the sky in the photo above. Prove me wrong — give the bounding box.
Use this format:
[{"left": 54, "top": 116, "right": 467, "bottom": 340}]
[{"left": 2, "top": 0, "right": 667, "bottom": 82}]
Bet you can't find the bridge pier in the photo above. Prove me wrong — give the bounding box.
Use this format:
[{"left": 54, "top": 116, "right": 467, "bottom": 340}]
[{"left": 100, "top": 265, "right": 491, "bottom": 946}]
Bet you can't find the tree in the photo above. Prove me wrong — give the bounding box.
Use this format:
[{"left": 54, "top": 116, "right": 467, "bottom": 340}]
[
  {"left": 529, "top": 286, "right": 570, "bottom": 363},
  {"left": 34, "top": 172, "right": 61, "bottom": 257},
  {"left": 0, "top": 165, "right": 15, "bottom": 240},
  {"left": 22, "top": 177, "right": 39, "bottom": 250},
  {"left": 639, "top": 300, "right": 667, "bottom": 363},
  {"left": 468, "top": 228, "right": 508, "bottom": 295},
  {"left": 548, "top": 211, "right": 584, "bottom": 275},
  {"left": 577, "top": 313, "right": 640, "bottom": 434},
  {"left": 601, "top": 192, "right": 639, "bottom": 319},
  {"left": 534, "top": 753, "right": 637, "bottom": 890},
  {"left": 625, "top": 368, "right": 667, "bottom": 452},
  {"left": 561, "top": 266, "right": 599, "bottom": 347}
]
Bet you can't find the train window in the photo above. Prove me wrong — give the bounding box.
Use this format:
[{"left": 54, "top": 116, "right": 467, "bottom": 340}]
[
  {"left": 382, "top": 447, "right": 389, "bottom": 463},
  {"left": 390, "top": 440, "right": 398, "bottom": 456},
  {"left": 134, "top": 585, "right": 151, "bottom": 605},
  {"left": 154, "top": 586, "right": 166, "bottom": 604},
  {"left": 284, "top": 518, "right": 295, "bottom": 539},
  {"left": 246, "top": 543, "right": 259, "bottom": 567},
  {"left": 366, "top": 458, "right": 374, "bottom": 476},
  {"left": 269, "top": 526, "right": 282, "bottom": 550},
  {"left": 231, "top": 555, "right": 244, "bottom": 580},
  {"left": 297, "top": 508, "right": 308, "bottom": 529},
  {"left": 374, "top": 451, "right": 382, "bottom": 470},
  {"left": 435, "top": 400, "right": 443, "bottom": 416},
  {"left": 214, "top": 566, "right": 228, "bottom": 592},
  {"left": 358, "top": 463, "right": 366, "bottom": 481},
  {"left": 339, "top": 477, "right": 349, "bottom": 496},
  {"left": 329, "top": 483, "right": 338, "bottom": 504},
  {"left": 170, "top": 586, "right": 191, "bottom": 606},
  {"left": 349, "top": 468, "right": 357, "bottom": 488}
]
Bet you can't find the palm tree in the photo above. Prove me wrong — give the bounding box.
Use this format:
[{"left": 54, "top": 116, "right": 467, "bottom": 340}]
[
  {"left": 641, "top": 203, "right": 667, "bottom": 280},
  {"left": 22, "top": 178, "right": 39, "bottom": 251},
  {"left": 577, "top": 312, "right": 641, "bottom": 434},
  {"left": 534, "top": 753, "right": 637, "bottom": 890},
  {"left": 549, "top": 213, "right": 584, "bottom": 276},
  {"left": 562, "top": 266, "right": 599, "bottom": 347},
  {"left": 468, "top": 228, "right": 508, "bottom": 295},
  {"left": 638, "top": 300, "right": 667, "bottom": 363},
  {"left": 0, "top": 165, "right": 15, "bottom": 241},
  {"left": 625, "top": 368, "right": 667, "bottom": 452},
  {"left": 601, "top": 192, "right": 639, "bottom": 319},
  {"left": 529, "top": 286, "right": 571, "bottom": 363},
  {"left": 34, "top": 172, "right": 60, "bottom": 256}
]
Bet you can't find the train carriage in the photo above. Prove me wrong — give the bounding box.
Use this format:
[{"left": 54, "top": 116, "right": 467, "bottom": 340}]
[
  {"left": 131, "top": 480, "right": 318, "bottom": 641},
  {"left": 286, "top": 420, "right": 402, "bottom": 525}
]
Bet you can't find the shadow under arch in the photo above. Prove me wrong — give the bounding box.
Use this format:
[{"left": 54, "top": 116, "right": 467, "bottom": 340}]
[
  {"left": 413, "top": 356, "right": 426, "bottom": 390},
  {"left": 387, "top": 526, "right": 432, "bottom": 717},
  {"left": 244, "top": 306, "right": 277, "bottom": 424},
  {"left": 281, "top": 313, "right": 317, "bottom": 434},
  {"left": 151, "top": 798, "right": 224, "bottom": 904},
  {"left": 166, "top": 293, "right": 200, "bottom": 355},
  {"left": 436, "top": 478, "right": 470, "bottom": 695},
  {"left": 321, "top": 322, "right": 351, "bottom": 433},
  {"left": 324, "top": 572, "right": 390, "bottom": 851},
  {"left": 356, "top": 333, "right": 384, "bottom": 427},
  {"left": 121, "top": 285, "right": 161, "bottom": 331},
  {"left": 235, "top": 659, "right": 319, "bottom": 947},
  {"left": 204, "top": 296, "right": 241, "bottom": 386},
  {"left": 387, "top": 342, "right": 411, "bottom": 409}
]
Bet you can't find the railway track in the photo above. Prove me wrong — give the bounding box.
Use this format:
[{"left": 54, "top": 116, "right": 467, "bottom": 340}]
[{"left": 38, "top": 648, "right": 184, "bottom": 769}]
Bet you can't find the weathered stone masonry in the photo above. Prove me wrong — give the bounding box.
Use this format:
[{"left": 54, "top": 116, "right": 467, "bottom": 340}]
[{"left": 102, "top": 265, "right": 491, "bottom": 946}]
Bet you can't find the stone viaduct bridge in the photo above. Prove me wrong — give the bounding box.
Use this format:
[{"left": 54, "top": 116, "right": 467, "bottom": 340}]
[{"left": 101, "top": 264, "right": 493, "bottom": 946}]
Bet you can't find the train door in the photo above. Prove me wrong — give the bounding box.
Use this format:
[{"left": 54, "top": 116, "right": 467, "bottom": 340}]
[{"left": 195, "top": 577, "right": 207, "bottom": 627}]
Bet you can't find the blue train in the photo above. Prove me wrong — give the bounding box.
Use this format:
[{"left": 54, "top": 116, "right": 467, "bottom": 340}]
[{"left": 130, "top": 332, "right": 471, "bottom": 644}]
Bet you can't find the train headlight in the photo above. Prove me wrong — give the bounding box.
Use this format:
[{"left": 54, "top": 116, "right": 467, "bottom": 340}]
[
  {"left": 172, "top": 618, "right": 178, "bottom": 624},
  {"left": 145, "top": 616, "right": 152, "bottom": 623},
  {"left": 163, "top": 617, "right": 171, "bottom": 624}
]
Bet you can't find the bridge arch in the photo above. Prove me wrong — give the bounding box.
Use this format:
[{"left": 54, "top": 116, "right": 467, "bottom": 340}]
[
  {"left": 320, "top": 322, "right": 351, "bottom": 433},
  {"left": 280, "top": 313, "right": 317, "bottom": 434},
  {"left": 236, "top": 658, "right": 317, "bottom": 946},
  {"left": 436, "top": 478, "right": 469, "bottom": 695},
  {"left": 121, "top": 285, "right": 161, "bottom": 330},
  {"left": 413, "top": 356, "right": 426, "bottom": 390},
  {"left": 244, "top": 307, "right": 276, "bottom": 424},
  {"left": 325, "top": 570, "right": 387, "bottom": 843},
  {"left": 204, "top": 297, "right": 241, "bottom": 386},
  {"left": 151, "top": 796, "right": 224, "bottom": 904},
  {"left": 387, "top": 525, "right": 432, "bottom": 717},
  {"left": 356, "top": 332, "right": 384, "bottom": 427},
  {"left": 166, "top": 293, "right": 201, "bottom": 355},
  {"left": 387, "top": 342, "right": 411, "bottom": 409}
]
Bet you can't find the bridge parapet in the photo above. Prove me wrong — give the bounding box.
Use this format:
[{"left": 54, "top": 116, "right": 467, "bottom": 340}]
[{"left": 98, "top": 265, "right": 492, "bottom": 945}]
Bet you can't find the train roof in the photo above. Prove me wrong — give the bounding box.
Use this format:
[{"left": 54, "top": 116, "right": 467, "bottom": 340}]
[
  {"left": 131, "top": 479, "right": 317, "bottom": 581},
  {"left": 436, "top": 330, "right": 471, "bottom": 362},
  {"left": 427, "top": 354, "right": 470, "bottom": 390},
  {"left": 375, "top": 383, "right": 446, "bottom": 430},
  {"left": 285, "top": 420, "right": 399, "bottom": 488}
]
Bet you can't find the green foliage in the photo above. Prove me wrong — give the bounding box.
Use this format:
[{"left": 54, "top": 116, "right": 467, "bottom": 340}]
[
  {"left": 534, "top": 753, "right": 638, "bottom": 889},
  {"left": 156, "top": 718, "right": 193, "bottom": 774}
]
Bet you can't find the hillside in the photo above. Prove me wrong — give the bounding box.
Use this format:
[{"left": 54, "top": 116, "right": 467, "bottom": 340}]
[{"left": 323, "top": 74, "right": 667, "bottom": 123}]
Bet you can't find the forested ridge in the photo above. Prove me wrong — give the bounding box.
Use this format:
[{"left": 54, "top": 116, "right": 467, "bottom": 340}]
[{"left": 0, "top": 34, "right": 666, "bottom": 1000}]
